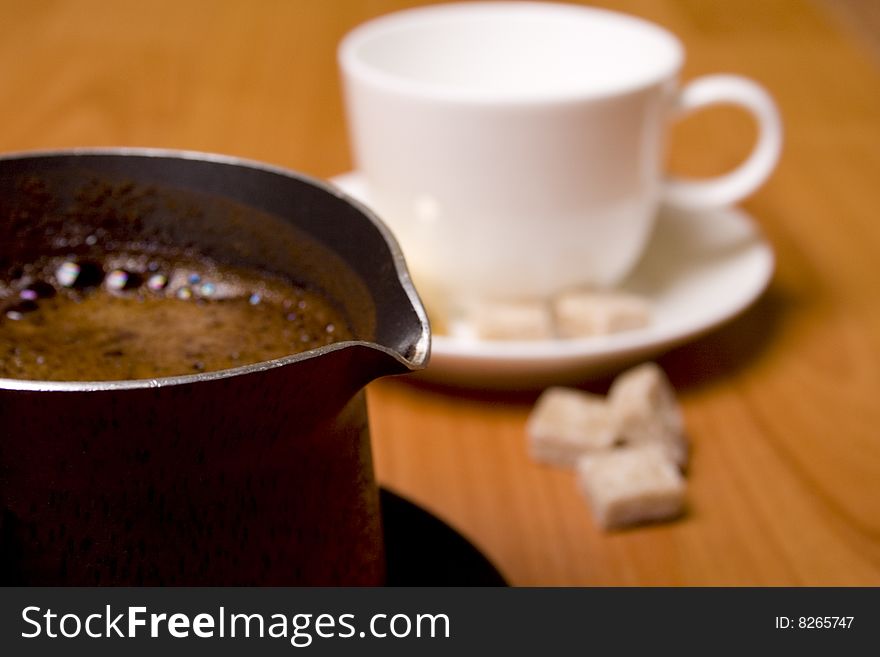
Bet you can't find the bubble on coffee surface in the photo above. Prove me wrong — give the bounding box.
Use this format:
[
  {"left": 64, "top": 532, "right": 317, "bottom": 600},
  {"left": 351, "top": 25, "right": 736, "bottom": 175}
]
[
  {"left": 56, "top": 260, "right": 104, "bottom": 289},
  {"left": 5, "top": 299, "right": 38, "bottom": 321},
  {"left": 146, "top": 273, "right": 168, "bottom": 291},
  {"left": 105, "top": 269, "right": 142, "bottom": 291},
  {"left": 55, "top": 261, "right": 80, "bottom": 287},
  {"left": 0, "top": 251, "right": 353, "bottom": 381},
  {"left": 21, "top": 280, "right": 56, "bottom": 301}
]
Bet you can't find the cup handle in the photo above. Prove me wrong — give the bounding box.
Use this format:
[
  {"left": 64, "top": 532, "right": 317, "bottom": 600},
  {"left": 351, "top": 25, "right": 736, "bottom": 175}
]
[{"left": 662, "top": 74, "right": 783, "bottom": 210}]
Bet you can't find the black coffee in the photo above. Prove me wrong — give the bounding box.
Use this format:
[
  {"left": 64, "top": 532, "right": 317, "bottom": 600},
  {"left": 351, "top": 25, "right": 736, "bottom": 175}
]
[{"left": 0, "top": 252, "right": 352, "bottom": 381}]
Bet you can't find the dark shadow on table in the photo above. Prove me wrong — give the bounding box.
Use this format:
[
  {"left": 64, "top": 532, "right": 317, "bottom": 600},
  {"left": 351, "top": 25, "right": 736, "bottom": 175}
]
[{"left": 381, "top": 487, "right": 508, "bottom": 586}]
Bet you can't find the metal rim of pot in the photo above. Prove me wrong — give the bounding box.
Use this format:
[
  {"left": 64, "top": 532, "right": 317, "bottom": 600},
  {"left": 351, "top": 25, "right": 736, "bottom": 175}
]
[{"left": 0, "top": 146, "right": 431, "bottom": 393}]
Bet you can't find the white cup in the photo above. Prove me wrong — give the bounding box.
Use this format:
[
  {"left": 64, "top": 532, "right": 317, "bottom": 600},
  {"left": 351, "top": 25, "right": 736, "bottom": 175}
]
[{"left": 338, "top": 2, "right": 782, "bottom": 311}]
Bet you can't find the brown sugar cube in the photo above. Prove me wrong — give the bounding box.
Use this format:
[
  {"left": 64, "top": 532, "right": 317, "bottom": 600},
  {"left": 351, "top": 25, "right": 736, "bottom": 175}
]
[
  {"left": 609, "top": 363, "right": 688, "bottom": 468},
  {"left": 472, "top": 299, "right": 554, "bottom": 341},
  {"left": 554, "top": 289, "right": 651, "bottom": 338},
  {"left": 576, "top": 444, "right": 686, "bottom": 530},
  {"left": 526, "top": 387, "right": 618, "bottom": 467}
]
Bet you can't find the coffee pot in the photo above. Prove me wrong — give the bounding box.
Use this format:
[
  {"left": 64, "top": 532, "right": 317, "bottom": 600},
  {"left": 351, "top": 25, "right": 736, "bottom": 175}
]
[{"left": 0, "top": 149, "right": 430, "bottom": 585}]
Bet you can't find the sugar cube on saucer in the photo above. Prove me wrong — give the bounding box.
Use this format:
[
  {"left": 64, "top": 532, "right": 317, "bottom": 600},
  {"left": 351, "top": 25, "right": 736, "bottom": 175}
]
[
  {"left": 472, "top": 299, "right": 554, "bottom": 341},
  {"left": 526, "top": 387, "right": 618, "bottom": 467},
  {"left": 576, "top": 444, "right": 686, "bottom": 530},
  {"left": 609, "top": 363, "right": 688, "bottom": 468},
  {"left": 554, "top": 289, "right": 651, "bottom": 338}
]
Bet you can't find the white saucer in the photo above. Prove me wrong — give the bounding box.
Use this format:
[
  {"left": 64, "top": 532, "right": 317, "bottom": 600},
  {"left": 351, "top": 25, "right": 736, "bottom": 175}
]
[{"left": 331, "top": 172, "right": 774, "bottom": 389}]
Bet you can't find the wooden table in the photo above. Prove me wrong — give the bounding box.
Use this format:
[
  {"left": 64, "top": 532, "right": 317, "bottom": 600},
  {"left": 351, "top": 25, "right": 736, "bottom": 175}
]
[{"left": 2, "top": 0, "right": 879, "bottom": 586}]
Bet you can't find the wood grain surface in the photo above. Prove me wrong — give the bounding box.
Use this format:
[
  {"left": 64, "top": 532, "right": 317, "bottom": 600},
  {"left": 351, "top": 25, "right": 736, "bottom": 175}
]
[{"left": 1, "top": 0, "right": 878, "bottom": 585}]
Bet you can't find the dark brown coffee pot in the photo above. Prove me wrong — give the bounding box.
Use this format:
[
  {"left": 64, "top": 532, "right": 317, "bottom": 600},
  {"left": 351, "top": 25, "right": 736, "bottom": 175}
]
[{"left": 0, "top": 149, "right": 430, "bottom": 585}]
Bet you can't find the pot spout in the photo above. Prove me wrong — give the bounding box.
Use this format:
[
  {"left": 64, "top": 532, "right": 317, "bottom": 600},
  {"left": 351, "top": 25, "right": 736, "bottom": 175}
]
[{"left": 325, "top": 182, "right": 431, "bottom": 386}]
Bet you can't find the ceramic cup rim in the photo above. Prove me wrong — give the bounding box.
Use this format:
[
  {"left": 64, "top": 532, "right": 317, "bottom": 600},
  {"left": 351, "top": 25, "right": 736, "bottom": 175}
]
[{"left": 338, "top": 1, "right": 685, "bottom": 105}]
